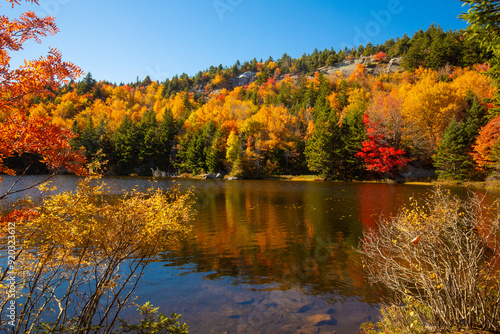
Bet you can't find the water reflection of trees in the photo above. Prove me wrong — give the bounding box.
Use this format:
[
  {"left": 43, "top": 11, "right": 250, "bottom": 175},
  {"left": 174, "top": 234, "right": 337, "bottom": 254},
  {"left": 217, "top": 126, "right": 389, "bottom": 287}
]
[
  {"left": 158, "top": 181, "right": 500, "bottom": 307},
  {"left": 159, "top": 181, "right": 394, "bottom": 304}
]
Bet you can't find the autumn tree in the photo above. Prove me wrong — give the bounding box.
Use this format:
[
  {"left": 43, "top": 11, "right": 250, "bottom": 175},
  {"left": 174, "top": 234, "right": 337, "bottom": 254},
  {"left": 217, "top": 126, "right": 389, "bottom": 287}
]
[
  {"left": 472, "top": 115, "right": 500, "bottom": 172},
  {"left": 367, "top": 90, "right": 409, "bottom": 152},
  {"left": 0, "top": 0, "right": 82, "bottom": 117},
  {"left": 1, "top": 172, "right": 193, "bottom": 332},
  {"left": 226, "top": 130, "right": 243, "bottom": 177},
  {"left": 373, "top": 51, "right": 387, "bottom": 62},
  {"left": 241, "top": 105, "right": 300, "bottom": 175},
  {"left": 360, "top": 189, "right": 500, "bottom": 332},
  {"left": 400, "top": 70, "right": 465, "bottom": 157},
  {"left": 0, "top": 0, "right": 85, "bottom": 193},
  {"left": 0, "top": 113, "right": 87, "bottom": 200},
  {"left": 356, "top": 114, "right": 409, "bottom": 177}
]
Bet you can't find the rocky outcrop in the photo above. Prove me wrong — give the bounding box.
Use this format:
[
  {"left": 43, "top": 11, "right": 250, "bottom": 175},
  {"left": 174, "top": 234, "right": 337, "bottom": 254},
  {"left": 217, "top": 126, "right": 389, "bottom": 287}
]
[
  {"left": 203, "top": 57, "right": 402, "bottom": 96},
  {"left": 229, "top": 71, "right": 257, "bottom": 88},
  {"left": 317, "top": 57, "right": 365, "bottom": 77},
  {"left": 385, "top": 56, "right": 402, "bottom": 74},
  {"left": 317, "top": 56, "right": 402, "bottom": 77}
]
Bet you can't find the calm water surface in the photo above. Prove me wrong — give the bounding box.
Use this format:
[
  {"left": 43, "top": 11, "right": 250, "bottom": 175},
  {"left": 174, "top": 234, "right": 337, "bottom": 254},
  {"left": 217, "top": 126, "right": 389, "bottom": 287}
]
[{"left": 2, "top": 176, "right": 499, "bottom": 333}]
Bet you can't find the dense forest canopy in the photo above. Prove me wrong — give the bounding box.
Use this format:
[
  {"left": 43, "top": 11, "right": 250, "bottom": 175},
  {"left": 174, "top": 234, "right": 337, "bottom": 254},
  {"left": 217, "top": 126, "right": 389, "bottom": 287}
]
[{"left": 6, "top": 24, "right": 500, "bottom": 181}]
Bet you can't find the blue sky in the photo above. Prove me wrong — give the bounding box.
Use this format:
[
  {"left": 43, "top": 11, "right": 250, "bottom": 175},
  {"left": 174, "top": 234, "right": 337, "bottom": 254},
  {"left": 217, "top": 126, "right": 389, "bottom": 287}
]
[{"left": 6, "top": 0, "right": 469, "bottom": 84}]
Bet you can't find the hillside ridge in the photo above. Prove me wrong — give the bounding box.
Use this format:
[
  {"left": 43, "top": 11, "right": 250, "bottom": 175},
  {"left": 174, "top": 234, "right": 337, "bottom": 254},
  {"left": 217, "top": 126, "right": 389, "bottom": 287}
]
[{"left": 208, "top": 55, "right": 403, "bottom": 96}]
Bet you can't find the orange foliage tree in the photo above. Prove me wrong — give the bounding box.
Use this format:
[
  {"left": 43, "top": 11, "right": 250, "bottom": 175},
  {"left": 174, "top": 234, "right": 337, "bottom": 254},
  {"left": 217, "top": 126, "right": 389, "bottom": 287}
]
[
  {"left": 0, "top": 113, "right": 87, "bottom": 198},
  {"left": 472, "top": 115, "right": 500, "bottom": 170},
  {"left": 1, "top": 0, "right": 82, "bottom": 116},
  {"left": 0, "top": 0, "right": 85, "bottom": 196}
]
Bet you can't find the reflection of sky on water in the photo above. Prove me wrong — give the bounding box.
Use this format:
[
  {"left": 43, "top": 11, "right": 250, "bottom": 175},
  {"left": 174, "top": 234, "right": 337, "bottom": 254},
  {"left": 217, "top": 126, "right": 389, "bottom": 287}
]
[
  {"left": 1, "top": 175, "right": 499, "bottom": 333},
  {"left": 121, "top": 261, "right": 379, "bottom": 334}
]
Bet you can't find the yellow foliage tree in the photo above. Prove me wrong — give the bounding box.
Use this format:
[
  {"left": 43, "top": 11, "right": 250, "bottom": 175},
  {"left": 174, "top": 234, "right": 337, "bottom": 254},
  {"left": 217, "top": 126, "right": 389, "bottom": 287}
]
[
  {"left": 327, "top": 91, "right": 341, "bottom": 111},
  {"left": 400, "top": 71, "right": 466, "bottom": 155},
  {"left": 1, "top": 174, "right": 193, "bottom": 332},
  {"left": 168, "top": 92, "right": 190, "bottom": 120},
  {"left": 226, "top": 130, "right": 243, "bottom": 176},
  {"left": 211, "top": 74, "right": 225, "bottom": 88},
  {"left": 342, "top": 87, "right": 371, "bottom": 119},
  {"left": 451, "top": 66, "right": 496, "bottom": 101},
  {"left": 241, "top": 105, "right": 300, "bottom": 173}
]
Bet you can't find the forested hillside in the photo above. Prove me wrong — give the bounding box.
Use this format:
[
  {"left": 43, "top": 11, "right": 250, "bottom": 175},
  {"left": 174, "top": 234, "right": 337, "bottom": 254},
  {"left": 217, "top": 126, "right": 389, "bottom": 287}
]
[{"left": 7, "top": 24, "right": 500, "bottom": 181}]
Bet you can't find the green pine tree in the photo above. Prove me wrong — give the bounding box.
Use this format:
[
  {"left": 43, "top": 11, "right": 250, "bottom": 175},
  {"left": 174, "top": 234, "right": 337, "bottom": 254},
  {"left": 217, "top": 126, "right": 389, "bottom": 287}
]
[
  {"left": 113, "top": 115, "right": 140, "bottom": 175},
  {"left": 206, "top": 128, "right": 225, "bottom": 173},
  {"left": 434, "top": 118, "right": 474, "bottom": 181},
  {"left": 434, "top": 96, "right": 487, "bottom": 181},
  {"left": 94, "top": 118, "right": 112, "bottom": 159},
  {"left": 305, "top": 106, "right": 344, "bottom": 179},
  {"left": 179, "top": 130, "right": 205, "bottom": 174},
  {"left": 157, "top": 108, "right": 178, "bottom": 172},
  {"left": 175, "top": 122, "right": 214, "bottom": 174},
  {"left": 463, "top": 95, "right": 488, "bottom": 142},
  {"left": 79, "top": 116, "right": 100, "bottom": 158},
  {"left": 340, "top": 109, "right": 366, "bottom": 179},
  {"left": 138, "top": 109, "right": 160, "bottom": 171}
]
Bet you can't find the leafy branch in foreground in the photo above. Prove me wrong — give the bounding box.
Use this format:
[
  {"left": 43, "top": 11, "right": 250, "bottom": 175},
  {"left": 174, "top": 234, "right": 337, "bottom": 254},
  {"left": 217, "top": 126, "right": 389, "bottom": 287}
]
[
  {"left": 0, "top": 173, "right": 194, "bottom": 333},
  {"left": 359, "top": 189, "right": 500, "bottom": 333},
  {"left": 116, "top": 302, "right": 188, "bottom": 334}
]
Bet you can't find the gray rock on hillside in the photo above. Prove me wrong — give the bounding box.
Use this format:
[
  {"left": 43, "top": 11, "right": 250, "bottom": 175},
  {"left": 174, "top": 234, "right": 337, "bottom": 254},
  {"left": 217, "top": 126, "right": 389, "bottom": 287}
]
[
  {"left": 385, "top": 57, "right": 402, "bottom": 74},
  {"left": 317, "top": 57, "right": 365, "bottom": 77},
  {"left": 317, "top": 56, "right": 402, "bottom": 77},
  {"left": 204, "top": 57, "right": 402, "bottom": 95},
  {"left": 229, "top": 71, "right": 257, "bottom": 88}
]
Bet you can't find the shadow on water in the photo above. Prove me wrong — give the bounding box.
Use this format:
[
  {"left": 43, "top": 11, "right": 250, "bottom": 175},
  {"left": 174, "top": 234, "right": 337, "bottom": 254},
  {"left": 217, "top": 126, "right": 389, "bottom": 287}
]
[{"left": 1, "top": 176, "right": 499, "bottom": 333}]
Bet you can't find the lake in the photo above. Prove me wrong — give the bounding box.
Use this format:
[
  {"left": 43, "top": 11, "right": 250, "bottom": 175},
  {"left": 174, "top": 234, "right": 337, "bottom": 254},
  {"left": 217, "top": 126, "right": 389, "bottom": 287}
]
[{"left": 1, "top": 176, "right": 498, "bottom": 333}]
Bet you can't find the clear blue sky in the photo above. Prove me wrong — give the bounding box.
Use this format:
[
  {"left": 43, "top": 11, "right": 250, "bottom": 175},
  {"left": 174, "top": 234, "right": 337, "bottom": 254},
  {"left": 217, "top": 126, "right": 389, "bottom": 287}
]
[{"left": 6, "top": 0, "right": 469, "bottom": 84}]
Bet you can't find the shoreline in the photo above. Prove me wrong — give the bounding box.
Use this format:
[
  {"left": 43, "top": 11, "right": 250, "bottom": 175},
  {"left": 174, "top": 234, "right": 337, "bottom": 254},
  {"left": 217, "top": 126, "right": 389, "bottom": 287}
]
[
  {"left": 171, "top": 173, "right": 500, "bottom": 190},
  {"left": 4, "top": 172, "right": 500, "bottom": 191}
]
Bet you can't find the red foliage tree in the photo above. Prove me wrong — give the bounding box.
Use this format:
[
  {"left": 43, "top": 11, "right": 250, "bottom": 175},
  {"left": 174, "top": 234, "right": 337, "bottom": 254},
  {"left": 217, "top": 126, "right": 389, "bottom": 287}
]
[
  {"left": 374, "top": 51, "right": 387, "bottom": 62},
  {"left": 356, "top": 114, "right": 409, "bottom": 176}
]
